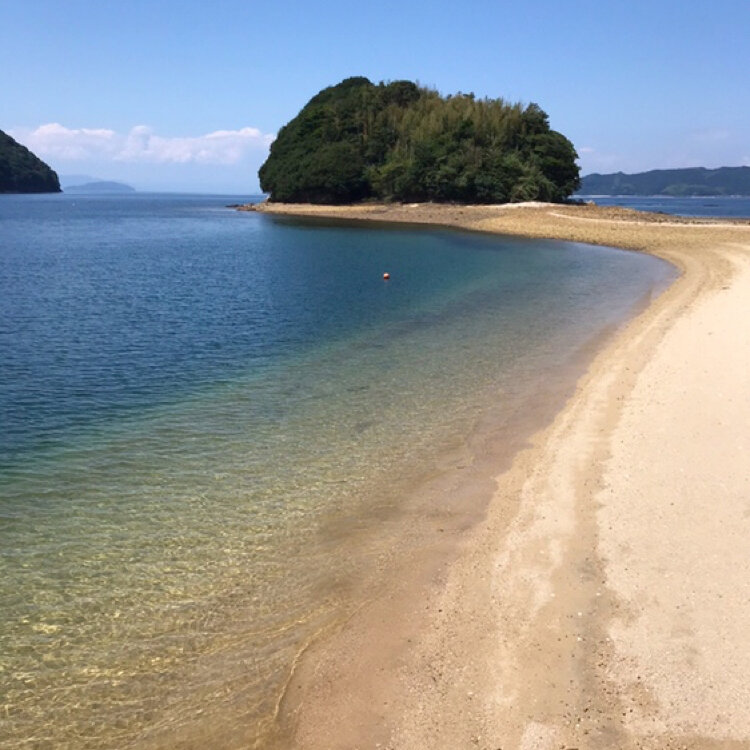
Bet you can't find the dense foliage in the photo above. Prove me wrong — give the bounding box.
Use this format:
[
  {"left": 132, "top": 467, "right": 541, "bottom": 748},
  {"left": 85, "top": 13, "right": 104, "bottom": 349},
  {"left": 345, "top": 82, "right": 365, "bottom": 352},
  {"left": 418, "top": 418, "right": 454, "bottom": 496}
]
[
  {"left": 581, "top": 167, "right": 750, "bottom": 196},
  {"left": 0, "top": 129, "right": 60, "bottom": 194},
  {"left": 259, "top": 77, "right": 580, "bottom": 204}
]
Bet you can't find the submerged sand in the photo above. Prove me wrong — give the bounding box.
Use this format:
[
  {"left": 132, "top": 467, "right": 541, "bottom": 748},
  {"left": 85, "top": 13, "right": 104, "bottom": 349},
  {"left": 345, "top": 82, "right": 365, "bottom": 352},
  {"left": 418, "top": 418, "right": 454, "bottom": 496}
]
[{"left": 247, "top": 201, "right": 750, "bottom": 749}]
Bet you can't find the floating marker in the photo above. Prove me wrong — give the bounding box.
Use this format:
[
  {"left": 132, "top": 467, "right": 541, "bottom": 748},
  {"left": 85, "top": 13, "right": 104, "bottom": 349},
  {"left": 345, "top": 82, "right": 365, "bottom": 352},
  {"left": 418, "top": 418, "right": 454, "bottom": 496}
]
[{"left": 383, "top": 272, "right": 390, "bottom": 280}]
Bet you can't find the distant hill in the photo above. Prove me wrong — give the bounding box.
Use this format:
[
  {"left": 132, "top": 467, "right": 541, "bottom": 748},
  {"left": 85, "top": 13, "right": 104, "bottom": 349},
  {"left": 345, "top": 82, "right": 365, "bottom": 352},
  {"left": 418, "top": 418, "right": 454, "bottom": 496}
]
[
  {"left": 260, "top": 76, "right": 579, "bottom": 204},
  {"left": 65, "top": 180, "right": 136, "bottom": 194},
  {"left": 0, "top": 129, "right": 61, "bottom": 193},
  {"left": 580, "top": 166, "right": 750, "bottom": 196},
  {"left": 59, "top": 174, "right": 99, "bottom": 189}
]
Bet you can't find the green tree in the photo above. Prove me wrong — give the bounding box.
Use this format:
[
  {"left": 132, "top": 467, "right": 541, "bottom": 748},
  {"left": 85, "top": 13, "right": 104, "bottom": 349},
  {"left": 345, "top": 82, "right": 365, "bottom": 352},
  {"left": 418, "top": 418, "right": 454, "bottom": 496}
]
[
  {"left": 259, "top": 78, "right": 580, "bottom": 205},
  {"left": 0, "top": 130, "right": 60, "bottom": 194}
]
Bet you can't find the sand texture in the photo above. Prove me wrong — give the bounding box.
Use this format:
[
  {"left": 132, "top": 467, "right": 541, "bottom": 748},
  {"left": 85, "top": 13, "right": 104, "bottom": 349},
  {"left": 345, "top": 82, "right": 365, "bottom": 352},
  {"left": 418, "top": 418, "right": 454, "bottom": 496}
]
[{"left": 247, "top": 201, "right": 750, "bottom": 749}]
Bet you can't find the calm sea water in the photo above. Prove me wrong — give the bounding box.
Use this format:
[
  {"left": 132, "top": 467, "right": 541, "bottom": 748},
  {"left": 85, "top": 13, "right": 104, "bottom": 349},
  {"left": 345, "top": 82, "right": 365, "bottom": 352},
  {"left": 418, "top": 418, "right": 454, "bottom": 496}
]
[
  {"left": 0, "top": 193, "right": 675, "bottom": 748},
  {"left": 575, "top": 194, "right": 750, "bottom": 218}
]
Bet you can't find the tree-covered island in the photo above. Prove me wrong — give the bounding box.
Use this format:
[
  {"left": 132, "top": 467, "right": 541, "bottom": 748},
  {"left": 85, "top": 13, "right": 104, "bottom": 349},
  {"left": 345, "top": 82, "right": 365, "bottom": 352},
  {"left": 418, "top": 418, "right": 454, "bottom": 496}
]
[
  {"left": 259, "top": 77, "right": 580, "bottom": 204},
  {"left": 0, "top": 129, "right": 61, "bottom": 194}
]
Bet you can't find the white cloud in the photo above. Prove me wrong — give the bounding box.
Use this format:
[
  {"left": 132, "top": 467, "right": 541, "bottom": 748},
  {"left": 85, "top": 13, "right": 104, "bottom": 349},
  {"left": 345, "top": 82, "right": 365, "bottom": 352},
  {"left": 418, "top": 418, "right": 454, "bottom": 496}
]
[
  {"left": 9, "top": 123, "right": 275, "bottom": 164},
  {"left": 13, "top": 123, "right": 119, "bottom": 160}
]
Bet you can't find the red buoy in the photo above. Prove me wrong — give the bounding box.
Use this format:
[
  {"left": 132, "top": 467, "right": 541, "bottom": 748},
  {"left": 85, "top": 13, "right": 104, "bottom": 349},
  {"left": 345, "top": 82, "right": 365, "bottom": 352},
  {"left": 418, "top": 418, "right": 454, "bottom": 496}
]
[{"left": 383, "top": 272, "right": 390, "bottom": 280}]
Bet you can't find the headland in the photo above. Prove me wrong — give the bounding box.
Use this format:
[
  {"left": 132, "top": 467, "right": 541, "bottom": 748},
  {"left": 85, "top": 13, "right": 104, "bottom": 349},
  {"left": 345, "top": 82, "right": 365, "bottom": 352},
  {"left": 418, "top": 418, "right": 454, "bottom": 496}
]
[{"left": 246, "top": 201, "right": 750, "bottom": 749}]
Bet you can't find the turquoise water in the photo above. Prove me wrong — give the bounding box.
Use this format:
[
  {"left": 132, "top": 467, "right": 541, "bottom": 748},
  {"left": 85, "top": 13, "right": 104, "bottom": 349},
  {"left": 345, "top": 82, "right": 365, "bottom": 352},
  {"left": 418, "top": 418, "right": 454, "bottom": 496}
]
[{"left": 0, "top": 194, "right": 675, "bottom": 748}]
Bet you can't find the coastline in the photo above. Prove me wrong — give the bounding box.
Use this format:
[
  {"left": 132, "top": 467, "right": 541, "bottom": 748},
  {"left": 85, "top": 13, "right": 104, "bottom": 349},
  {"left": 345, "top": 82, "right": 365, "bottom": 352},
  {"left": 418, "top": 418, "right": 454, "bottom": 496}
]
[{"left": 248, "top": 202, "right": 750, "bottom": 748}]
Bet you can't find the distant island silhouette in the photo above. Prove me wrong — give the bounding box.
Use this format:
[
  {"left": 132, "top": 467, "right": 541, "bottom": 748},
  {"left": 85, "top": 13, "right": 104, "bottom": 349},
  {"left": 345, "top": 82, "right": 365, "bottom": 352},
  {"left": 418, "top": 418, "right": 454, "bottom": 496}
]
[
  {"left": 64, "top": 180, "right": 136, "bottom": 194},
  {"left": 580, "top": 166, "right": 750, "bottom": 196}
]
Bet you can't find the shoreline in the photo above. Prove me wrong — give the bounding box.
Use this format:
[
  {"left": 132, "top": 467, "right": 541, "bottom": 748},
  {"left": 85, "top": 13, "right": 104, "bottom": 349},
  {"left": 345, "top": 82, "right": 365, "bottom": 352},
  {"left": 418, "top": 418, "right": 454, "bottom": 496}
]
[{"left": 247, "top": 202, "right": 750, "bottom": 748}]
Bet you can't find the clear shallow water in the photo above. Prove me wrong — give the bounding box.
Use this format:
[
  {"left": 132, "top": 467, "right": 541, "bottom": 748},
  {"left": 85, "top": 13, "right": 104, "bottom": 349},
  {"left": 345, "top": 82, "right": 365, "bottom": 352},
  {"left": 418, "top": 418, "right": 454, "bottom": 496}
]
[
  {"left": 575, "top": 194, "right": 750, "bottom": 218},
  {"left": 0, "top": 193, "right": 675, "bottom": 748}
]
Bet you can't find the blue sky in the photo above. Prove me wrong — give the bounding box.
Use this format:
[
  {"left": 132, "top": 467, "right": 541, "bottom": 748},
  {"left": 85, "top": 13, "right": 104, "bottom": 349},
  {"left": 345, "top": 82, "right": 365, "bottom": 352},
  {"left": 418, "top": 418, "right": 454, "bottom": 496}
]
[{"left": 3, "top": 0, "right": 749, "bottom": 193}]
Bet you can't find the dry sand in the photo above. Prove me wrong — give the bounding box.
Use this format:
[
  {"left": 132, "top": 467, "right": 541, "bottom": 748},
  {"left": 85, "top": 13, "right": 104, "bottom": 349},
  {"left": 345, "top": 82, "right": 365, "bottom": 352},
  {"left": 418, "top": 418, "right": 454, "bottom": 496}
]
[{"left": 247, "top": 201, "right": 750, "bottom": 749}]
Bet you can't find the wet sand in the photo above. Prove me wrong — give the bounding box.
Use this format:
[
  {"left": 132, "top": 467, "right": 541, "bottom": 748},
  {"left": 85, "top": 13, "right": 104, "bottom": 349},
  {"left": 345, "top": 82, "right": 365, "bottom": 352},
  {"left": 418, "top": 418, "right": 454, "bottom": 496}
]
[{"left": 247, "top": 201, "right": 750, "bottom": 749}]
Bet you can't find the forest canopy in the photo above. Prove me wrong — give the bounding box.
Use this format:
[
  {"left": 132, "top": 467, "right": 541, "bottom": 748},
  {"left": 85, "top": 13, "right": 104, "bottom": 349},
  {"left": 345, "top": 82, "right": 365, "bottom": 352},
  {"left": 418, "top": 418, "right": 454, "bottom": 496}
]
[
  {"left": 259, "top": 77, "right": 579, "bottom": 204},
  {"left": 0, "top": 129, "right": 60, "bottom": 194}
]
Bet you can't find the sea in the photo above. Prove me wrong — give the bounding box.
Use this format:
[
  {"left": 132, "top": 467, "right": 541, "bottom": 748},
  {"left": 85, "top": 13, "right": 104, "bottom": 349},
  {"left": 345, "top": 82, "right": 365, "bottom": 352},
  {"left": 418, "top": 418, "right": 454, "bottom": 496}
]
[
  {"left": 0, "top": 193, "right": 678, "bottom": 748},
  {"left": 575, "top": 194, "right": 750, "bottom": 218}
]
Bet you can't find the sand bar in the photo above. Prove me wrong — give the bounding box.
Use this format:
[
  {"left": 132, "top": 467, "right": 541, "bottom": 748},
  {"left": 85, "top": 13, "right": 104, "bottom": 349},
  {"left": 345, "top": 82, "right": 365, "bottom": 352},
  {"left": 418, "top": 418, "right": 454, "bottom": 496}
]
[{"left": 246, "top": 201, "right": 750, "bottom": 749}]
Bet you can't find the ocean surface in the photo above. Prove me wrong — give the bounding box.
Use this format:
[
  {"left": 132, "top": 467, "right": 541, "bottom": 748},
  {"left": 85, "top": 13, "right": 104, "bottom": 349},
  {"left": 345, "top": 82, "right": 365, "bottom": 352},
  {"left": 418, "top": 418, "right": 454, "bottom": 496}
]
[
  {"left": 575, "top": 194, "right": 750, "bottom": 218},
  {"left": 0, "top": 193, "right": 675, "bottom": 748}
]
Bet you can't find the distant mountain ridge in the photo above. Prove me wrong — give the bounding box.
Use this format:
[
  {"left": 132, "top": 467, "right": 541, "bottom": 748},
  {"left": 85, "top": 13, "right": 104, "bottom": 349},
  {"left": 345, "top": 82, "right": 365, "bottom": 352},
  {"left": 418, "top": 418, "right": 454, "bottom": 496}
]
[
  {"left": 65, "top": 181, "right": 136, "bottom": 194},
  {"left": 580, "top": 166, "right": 750, "bottom": 196},
  {"left": 59, "top": 174, "right": 99, "bottom": 189},
  {"left": 0, "top": 129, "right": 60, "bottom": 193}
]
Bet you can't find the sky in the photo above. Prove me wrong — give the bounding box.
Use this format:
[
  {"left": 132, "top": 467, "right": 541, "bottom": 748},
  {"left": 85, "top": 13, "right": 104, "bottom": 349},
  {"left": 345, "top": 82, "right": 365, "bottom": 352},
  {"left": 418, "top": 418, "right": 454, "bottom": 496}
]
[{"left": 3, "top": 0, "right": 749, "bottom": 193}]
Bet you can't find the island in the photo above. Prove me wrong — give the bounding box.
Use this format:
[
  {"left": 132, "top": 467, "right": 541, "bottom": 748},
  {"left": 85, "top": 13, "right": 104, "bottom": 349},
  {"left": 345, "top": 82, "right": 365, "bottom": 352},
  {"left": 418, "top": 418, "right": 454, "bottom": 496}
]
[
  {"left": 259, "top": 77, "right": 580, "bottom": 204},
  {"left": 580, "top": 165, "right": 750, "bottom": 196},
  {"left": 64, "top": 180, "right": 136, "bottom": 194},
  {"left": 0, "top": 129, "right": 61, "bottom": 193}
]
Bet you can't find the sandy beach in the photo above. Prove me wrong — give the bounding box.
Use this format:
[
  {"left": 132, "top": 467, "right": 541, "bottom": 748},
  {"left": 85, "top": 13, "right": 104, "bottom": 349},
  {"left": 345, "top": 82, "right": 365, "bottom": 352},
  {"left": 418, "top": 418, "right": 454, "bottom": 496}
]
[{"left": 247, "top": 201, "right": 750, "bottom": 749}]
